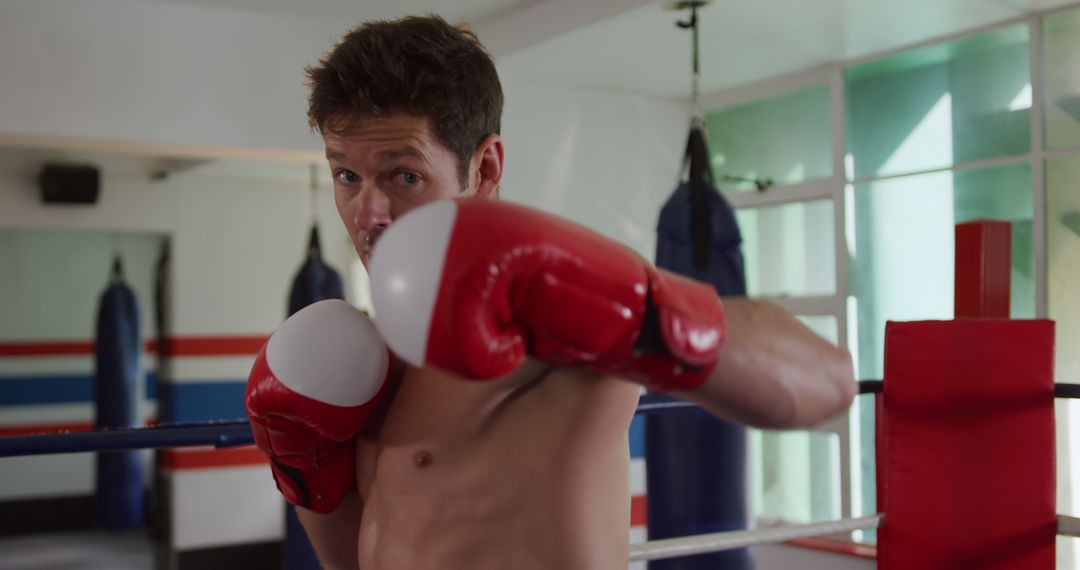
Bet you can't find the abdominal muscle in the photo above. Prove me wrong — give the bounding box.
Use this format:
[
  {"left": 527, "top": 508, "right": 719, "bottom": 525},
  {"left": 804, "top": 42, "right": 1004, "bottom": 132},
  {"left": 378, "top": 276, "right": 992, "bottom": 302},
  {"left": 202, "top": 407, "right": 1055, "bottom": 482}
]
[{"left": 355, "top": 360, "right": 639, "bottom": 570}]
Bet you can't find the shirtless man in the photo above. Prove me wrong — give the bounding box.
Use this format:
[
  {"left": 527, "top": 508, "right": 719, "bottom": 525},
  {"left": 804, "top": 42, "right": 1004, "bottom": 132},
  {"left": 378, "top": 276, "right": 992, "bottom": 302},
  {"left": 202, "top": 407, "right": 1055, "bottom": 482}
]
[{"left": 245, "top": 15, "right": 856, "bottom": 570}]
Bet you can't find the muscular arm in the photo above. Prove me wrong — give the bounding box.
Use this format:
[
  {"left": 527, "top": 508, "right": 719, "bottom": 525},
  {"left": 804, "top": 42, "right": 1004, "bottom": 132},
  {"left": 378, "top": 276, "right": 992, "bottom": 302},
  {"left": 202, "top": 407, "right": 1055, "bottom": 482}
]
[
  {"left": 365, "top": 199, "right": 855, "bottom": 431},
  {"left": 675, "top": 297, "right": 857, "bottom": 429},
  {"left": 295, "top": 492, "right": 362, "bottom": 570}
]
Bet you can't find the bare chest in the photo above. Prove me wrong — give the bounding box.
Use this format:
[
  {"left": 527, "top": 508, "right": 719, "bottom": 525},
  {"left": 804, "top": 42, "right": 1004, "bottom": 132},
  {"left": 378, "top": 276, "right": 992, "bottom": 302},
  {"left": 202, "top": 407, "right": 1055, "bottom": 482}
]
[{"left": 353, "top": 365, "right": 639, "bottom": 570}]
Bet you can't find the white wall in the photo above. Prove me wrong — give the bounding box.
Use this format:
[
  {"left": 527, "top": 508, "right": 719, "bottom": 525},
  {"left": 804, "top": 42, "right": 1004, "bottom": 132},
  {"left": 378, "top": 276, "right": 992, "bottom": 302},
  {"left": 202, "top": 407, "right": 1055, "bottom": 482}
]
[
  {"left": 499, "top": 78, "right": 689, "bottom": 258},
  {"left": 0, "top": 167, "right": 179, "bottom": 235},
  {"left": 0, "top": 160, "right": 332, "bottom": 546},
  {"left": 0, "top": 229, "right": 163, "bottom": 341},
  {"left": 0, "top": 0, "right": 342, "bottom": 155}
]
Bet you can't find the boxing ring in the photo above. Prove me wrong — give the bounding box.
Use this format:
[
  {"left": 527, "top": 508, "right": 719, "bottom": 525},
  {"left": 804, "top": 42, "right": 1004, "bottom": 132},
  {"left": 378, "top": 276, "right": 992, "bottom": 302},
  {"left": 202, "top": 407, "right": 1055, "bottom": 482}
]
[
  {"left": 2, "top": 220, "right": 1078, "bottom": 568},
  {"left": 1, "top": 377, "right": 1077, "bottom": 567}
]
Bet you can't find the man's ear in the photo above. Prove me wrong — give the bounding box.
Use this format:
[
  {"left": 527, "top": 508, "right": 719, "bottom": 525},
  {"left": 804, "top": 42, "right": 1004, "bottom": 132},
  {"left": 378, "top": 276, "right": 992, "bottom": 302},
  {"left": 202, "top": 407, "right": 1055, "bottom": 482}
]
[{"left": 469, "top": 134, "right": 503, "bottom": 198}]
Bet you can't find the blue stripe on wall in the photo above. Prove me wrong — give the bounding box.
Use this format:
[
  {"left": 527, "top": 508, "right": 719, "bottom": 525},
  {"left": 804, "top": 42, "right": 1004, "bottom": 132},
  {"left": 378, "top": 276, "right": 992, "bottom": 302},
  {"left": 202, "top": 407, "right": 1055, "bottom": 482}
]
[
  {"left": 629, "top": 415, "right": 645, "bottom": 459},
  {"left": 157, "top": 381, "right": 247, "bottom": 423},
  {"left": 0, "top": 373, "right": 159, "bottom": 406},
  {"left": 0, "top": 374, "right": 93, "bottom": 406}
]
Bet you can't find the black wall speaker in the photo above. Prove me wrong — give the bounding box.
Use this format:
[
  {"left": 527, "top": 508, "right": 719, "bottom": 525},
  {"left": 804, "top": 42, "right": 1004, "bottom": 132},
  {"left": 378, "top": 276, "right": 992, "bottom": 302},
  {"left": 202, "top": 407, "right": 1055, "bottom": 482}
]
[{"left": 39, "top": 164, "right": 100, "bottom": 204}]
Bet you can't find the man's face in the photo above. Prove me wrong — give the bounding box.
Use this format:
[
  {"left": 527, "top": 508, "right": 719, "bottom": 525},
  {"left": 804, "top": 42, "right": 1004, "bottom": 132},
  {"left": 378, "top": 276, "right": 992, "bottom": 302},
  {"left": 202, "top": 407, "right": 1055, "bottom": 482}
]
[{"left": 325, "top": 113, "right": 484, "bottom": 266}]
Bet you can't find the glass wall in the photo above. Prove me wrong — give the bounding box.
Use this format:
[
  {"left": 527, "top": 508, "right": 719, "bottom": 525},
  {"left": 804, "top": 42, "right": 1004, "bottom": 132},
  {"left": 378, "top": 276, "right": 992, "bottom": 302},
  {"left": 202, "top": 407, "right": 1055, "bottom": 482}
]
[
  {"left": 706, "top": 80, "right": 844, "bottom": 528},
  {"left": 706, "top": 85, "right": 833, "bottom": 191},
  {"left": 842, "top": 22, "right": 1038, "bottom": 537},
  {"left": 846, "top": 24, "right": 1030, "bottom": 180},
  {"left": 737, "top": 200, "right": 836, "bottom": 297},
  {"left": 707, "top": 8, "right": 1080, "bottom": 563},
  {"left": 749, "top": 430, "right": 841, "bottom": 525}
]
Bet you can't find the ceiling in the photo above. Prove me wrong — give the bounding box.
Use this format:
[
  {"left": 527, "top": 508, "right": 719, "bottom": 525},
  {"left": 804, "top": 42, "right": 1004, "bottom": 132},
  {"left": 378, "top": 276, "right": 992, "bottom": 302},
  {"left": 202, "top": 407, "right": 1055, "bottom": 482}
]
[
  {"left": 143, "top": 0, "right": 536, "bottom": 24},
  {"left": 498, "top": 0, "right": 1080, "bottom": 98},
  {"left": 138, "top": 0, "right": 1080, "bottom": 99},
  {"left": 4, "top": 0, "right": 1078, "bottom": 176}
]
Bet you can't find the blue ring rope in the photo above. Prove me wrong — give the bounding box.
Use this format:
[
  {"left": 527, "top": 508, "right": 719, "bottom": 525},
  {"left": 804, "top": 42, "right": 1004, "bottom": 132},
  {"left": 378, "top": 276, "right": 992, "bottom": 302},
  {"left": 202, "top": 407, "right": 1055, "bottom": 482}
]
[{"left": 0, "top": 381, "right": 1074, "bottom": 457}]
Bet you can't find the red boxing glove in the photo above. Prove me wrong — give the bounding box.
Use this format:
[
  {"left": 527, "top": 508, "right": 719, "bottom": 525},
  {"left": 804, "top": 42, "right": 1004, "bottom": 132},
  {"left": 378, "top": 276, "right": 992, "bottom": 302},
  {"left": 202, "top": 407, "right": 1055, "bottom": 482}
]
[
  {"left": 368, "top": 198, "right": 725, "bottom": 391},
  {"left": 245, "top": 300, "right": 392, "bottom": 514}
]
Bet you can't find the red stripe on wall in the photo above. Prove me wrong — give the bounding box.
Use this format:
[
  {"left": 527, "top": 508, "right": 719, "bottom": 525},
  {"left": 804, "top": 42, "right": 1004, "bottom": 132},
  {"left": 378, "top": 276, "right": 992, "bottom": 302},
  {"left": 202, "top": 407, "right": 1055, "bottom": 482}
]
[
  {"left": 0, "top": 341, "right": 95, "bottom": 357},
  {"left": 154, "top": 336, "right": 268, "bottom": 356},
  {"left": 0, "top": 336, "right": 267, "bottom": 358},
  {"left": 630, "top": 495, "right": 647, "bottom": 527},
  {"left": 161, "top": 446, "right": 266, "bottom": 470}
]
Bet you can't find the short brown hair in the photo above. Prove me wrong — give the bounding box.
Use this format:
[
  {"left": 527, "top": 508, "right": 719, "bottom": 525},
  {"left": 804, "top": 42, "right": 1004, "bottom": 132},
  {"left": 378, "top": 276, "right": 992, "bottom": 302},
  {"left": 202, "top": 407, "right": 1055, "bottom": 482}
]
[{"left": 306, "top": 15, "right": 503, "bottom": 184}]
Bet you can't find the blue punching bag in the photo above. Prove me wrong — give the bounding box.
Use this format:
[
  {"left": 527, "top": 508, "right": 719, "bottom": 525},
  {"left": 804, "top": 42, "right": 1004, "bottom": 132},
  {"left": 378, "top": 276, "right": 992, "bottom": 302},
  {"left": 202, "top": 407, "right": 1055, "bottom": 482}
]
[
  {"left": 647, "top": 125, "right": 752, "bottom": 569},
  {"left": 94, "top": 256, "right": 145, "bottom": 530},
  {"left": 284, "top": 225, "right": 346, "bottom": 570},
  {"left": 288, "top": 227, "right": 345, "bottom": 316}
]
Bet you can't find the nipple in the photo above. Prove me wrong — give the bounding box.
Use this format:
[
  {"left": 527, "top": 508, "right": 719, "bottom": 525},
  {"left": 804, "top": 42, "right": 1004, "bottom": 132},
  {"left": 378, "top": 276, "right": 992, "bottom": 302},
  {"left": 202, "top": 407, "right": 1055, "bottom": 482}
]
[{"left": 413, "top": 450, "right": 433, "bottom": 469}]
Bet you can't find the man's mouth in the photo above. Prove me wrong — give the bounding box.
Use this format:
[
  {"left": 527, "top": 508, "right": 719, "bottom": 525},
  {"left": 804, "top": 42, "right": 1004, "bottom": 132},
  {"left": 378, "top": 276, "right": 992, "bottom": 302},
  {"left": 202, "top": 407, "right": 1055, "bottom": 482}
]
[
  {"left": 365, "top": 225, "right": 387, "bottom": 250},
  {"left": 360, "top": 225, "right": 387, "bottom": 264}
]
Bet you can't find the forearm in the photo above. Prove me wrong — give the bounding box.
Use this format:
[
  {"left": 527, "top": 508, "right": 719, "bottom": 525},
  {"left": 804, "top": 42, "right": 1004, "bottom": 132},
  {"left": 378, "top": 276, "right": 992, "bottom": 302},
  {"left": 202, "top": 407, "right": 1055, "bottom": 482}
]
[
  {"left": 295, "top": 491, "right": 363, "bottom": 570},
  {"left": 677, "top": 297, "right": 856, "bottom": 429}
]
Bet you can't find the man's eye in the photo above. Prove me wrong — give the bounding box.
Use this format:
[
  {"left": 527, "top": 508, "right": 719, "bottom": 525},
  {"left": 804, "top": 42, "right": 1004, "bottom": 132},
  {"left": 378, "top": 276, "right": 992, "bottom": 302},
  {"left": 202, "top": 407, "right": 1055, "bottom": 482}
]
[
  {"left": 336, "top": 170, "right": 359, "bottom": 183},
  {"left": 398, "top": 172, "right": 421, "bottom": 185}
]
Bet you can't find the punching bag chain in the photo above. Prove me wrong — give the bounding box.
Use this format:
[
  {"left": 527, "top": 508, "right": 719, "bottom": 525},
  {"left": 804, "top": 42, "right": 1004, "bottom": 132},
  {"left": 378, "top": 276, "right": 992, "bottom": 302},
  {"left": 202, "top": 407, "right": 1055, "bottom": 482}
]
[{"left": 672, "top": 0, "right": 710, "bottom": 128}]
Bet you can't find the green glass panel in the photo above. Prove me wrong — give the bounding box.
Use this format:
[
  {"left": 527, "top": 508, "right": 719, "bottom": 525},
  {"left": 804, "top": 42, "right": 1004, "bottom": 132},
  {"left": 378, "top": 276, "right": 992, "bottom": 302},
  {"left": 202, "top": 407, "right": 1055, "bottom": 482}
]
[
  {"left": 736, "top": 200, "right": 835, "bottom": 297},
  {"left": 749, "top": 429, "right": 841, "bottom": 525},
  {"left": 846, "top": 24, "right": 1030, "bottom": 179},
  {"left": 797, "top": 315, "right": 839, "bottom": 345},
  {"left": 706, "top": 85, "right": 832, "bottom": 192}
]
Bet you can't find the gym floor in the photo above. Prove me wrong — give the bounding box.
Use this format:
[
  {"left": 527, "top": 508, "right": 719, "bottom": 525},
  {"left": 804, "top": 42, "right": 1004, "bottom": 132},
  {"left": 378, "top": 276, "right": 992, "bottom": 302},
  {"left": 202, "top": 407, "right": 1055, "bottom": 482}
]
[{"left": 0, "top": 530, "right": 151, "bottom": 570}]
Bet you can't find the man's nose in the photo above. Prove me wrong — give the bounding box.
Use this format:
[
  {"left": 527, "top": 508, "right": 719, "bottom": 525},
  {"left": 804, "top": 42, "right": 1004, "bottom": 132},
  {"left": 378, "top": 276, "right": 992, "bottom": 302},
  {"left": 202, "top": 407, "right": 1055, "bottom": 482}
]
[{"left": 352, "top": 184, "right": 392, "bottom": 232}]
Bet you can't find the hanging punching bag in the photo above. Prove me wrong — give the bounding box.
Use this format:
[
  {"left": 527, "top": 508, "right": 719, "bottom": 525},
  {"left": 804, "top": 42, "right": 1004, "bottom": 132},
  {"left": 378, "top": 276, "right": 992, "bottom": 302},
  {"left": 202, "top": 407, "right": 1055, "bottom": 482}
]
[
  {"left": 287, "top": 226, "right": 345, "bottom": 316},
  {"left": 94, "top": 256, "right": 145, "bottom": 531},
  {"left": 284, "top": 225, "right": 346, "bottom": 570},
  {"left": 647, "top": 125, "right": 752, "bottom": 570}
]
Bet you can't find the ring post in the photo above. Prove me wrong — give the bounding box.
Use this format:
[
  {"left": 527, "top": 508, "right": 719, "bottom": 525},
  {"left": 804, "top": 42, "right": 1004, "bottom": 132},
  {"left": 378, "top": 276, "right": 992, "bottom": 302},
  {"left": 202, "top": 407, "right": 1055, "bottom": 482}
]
[{"left": 877, "top": 220, "right": 1057, "bottom": 568}]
